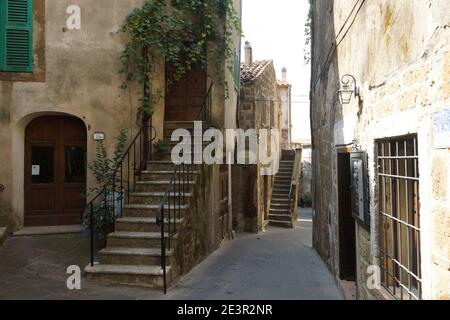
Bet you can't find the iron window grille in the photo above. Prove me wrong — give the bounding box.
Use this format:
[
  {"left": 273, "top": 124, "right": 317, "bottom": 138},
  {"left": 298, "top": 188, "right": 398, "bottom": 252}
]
[{"left": 377, "top": 135, "right": 421, "bottom": 300}]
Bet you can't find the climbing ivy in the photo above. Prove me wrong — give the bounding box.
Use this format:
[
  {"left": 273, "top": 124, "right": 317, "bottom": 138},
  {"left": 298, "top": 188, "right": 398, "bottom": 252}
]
[
  {"left": 119, "top": 0, "right": 242, "bottom": 117},
  {"left": 304, "top": 0, "right": 315, "bottom": 65}
]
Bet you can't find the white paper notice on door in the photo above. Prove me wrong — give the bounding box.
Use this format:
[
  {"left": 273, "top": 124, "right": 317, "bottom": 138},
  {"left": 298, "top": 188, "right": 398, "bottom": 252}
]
[{"left": 32, "top": 165, "right": 40, "bottom": 176}]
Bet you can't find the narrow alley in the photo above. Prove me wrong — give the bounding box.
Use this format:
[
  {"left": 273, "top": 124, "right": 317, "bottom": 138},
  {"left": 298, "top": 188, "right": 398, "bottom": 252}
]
[
  {"left": 0, "top": 209, "right": 342, "bottom": 300},
  {"left": 0, "top": 0, "right": 448, "bottom": 304}
]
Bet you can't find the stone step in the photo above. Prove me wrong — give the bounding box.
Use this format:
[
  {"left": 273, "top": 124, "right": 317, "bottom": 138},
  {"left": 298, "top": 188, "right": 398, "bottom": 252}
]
[
  {"left": 128, "top": 192, "right": 192, "bottom": 206},
  {"left": 270, "top": 203, "right": 290, "bottom": 209},
  {"left": 108, "top": 231, "right": 171, "bottom": 248},
  {"left": 278, "top": 167, "right": 293, "bottom": 170},
  {"left": 271, "top": 193, "right": 290, "bottom": 198},
  {"left": 146, "top": 161, "right": 178, "bottom": 171},
  {"left": 116, "top": 217, "right": 184, "bottom": 233},
  {"left": 273, "top": 186, "right": 291, "bottom": 191},
  {"left": 99, "top": 247, "right": 172, "bottom": 266},
  {"left": 141, "top": 171, "right": 197, "bottom": 181},
  {"left": 274, "top": 183, "right": 291, "bottom": 188},
  {"left": 276, "top": 174, "right": 292, "bottom": 178},
  {"left": 268, "top": 213, "right": 292, "bottom": 222},
  {"left": 274, "top": 179, "right": 292, "bottom": 186},
  {"left": 123, "top": 204, "right": 189, "bottom": 217},
  {"left": 276, "top": 175, "right": 292, "bottom": 179},
  {"left": 159, "top": 153, "right": 205, "bottom": 163},
  {"left": 269, "top": 220, "right": 293, "bottom": 228},
  {"left": 279, "top": 165, "right": 294, "bottom": 169},
  {"left": 274, "top": 184, "right": 291, "bottom": 189},
  {"left": 163, "top": 140, "right": 209, "bottom": 147},
  {"left": 271, "top": 198, "right": 291, "bottom": 203},
  {"left": 85, "top": 264, "right": 168, "bottom": 288},
  {"left": 276, "top": 180, "right": 292, "bottom": 184},
  {"left": 163, "top": 129, "right": 204, "bottom": 138},
  {"left": 136, "top": 181, "right": 195, "bottom": 193},
  {"left": 270, "top": 208, "right": 290, "bottom": 214},
  {"left": 275, "top": 174, "right": 292, "bottom": 179}
]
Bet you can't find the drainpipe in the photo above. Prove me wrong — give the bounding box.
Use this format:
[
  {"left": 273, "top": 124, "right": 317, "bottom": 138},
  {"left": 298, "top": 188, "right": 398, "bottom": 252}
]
[{"left": 143, "top": 45, "right": 151, "bottom": 166}]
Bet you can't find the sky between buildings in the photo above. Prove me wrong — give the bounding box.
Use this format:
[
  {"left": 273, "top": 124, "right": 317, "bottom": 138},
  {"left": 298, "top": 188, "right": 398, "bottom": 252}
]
[{"left": 241, "top": 0, "right": 311, "bottom": 141}]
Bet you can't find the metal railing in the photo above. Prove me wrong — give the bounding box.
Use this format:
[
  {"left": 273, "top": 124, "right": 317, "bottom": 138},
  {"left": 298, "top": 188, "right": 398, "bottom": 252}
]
[
  {"left": 84, "top": 125, "right": 156, "bottom": 267},
  {"left": 287, "top": 149, "right": 301, "bottom": 226},
  {"left": 196, "top": 84, "right": 213, "bottom": 128},
  {"left": 156, "top": 83, "right": 213, "bottom": 293}
]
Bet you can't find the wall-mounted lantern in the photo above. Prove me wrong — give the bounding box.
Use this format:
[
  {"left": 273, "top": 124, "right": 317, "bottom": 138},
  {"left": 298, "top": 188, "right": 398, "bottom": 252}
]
[{"left": 338, "top": 74, "right": 360, "bottom": 105}]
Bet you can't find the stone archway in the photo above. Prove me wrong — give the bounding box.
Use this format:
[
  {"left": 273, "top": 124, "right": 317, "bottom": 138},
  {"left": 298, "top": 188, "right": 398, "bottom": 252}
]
[{"left": 23, "top": 115, "right": 87, "bottom": 226}]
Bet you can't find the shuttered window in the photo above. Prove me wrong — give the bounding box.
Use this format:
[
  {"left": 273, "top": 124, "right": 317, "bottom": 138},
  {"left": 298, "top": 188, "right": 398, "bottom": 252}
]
[{"left": 0, "top": 0, "right": 33, "bottom": 72}]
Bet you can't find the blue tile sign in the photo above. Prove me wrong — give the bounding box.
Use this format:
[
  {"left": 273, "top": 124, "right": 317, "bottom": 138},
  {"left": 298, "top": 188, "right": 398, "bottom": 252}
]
[{"left": 434, "top": 109, "right": 450, "bottom": 149}]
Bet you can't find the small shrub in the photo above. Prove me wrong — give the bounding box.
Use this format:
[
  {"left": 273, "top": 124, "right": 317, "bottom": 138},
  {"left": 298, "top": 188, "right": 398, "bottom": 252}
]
[{"left": 302, "top": 192, "right": 313, "bottom": 208}]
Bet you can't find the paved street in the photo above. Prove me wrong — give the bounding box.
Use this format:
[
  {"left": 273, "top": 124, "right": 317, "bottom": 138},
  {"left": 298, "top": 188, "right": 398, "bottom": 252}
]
[{"left": 0, "top": 208, "right": 342, "bottom": 300}]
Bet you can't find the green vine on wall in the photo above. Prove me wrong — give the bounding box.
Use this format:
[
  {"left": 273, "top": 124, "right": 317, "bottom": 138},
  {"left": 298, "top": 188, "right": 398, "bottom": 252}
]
[
  {"left": 304, "top": 0, "right": 315, "bottom": 65},
  {"left": 119, "top": 0, "right": 242, "bottom": 117}
]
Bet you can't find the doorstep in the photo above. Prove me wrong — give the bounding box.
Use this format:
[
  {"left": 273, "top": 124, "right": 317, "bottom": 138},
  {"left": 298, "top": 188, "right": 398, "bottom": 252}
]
[
  {"left": 13, "top": 225, "right": 82, "bottom": 236},
  {"left": 338, "top": 279, "right": 356, "bottom": 300}
]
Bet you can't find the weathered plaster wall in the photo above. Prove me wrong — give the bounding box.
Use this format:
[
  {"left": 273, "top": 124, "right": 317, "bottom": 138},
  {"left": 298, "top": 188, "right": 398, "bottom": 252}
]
[
  {"left": 0, "top": 0, "right": 240, "bottom": 233},
  {"left": 0, "top": 0, "right": 156, "bottom": 228},
  {"left": 312, "top": 0, "right": 450, "bottom": 300},
  {"left": 278, "top": 84, "right": 292, "bottom": 146}
]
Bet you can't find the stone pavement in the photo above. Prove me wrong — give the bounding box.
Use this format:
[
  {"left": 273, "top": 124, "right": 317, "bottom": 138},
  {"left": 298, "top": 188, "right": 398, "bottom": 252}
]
[{"left": 0, "top": 208, "right": 342, "bottom": 300}]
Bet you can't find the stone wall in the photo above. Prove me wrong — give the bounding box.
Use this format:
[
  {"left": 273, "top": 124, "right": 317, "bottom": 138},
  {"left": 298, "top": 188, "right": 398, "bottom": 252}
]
[
  {"left": 311, "top": 0, "right": 450, "bottom": 300},
  {"left": 171, "top": 165, "right": 223, "bottom": 282},
  {"left": 234, "top": 61, "right": 281, "bottom": 233}
]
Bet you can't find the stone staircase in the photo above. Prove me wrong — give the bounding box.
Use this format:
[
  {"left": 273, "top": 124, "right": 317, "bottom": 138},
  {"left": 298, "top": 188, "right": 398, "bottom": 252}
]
[
  {"left": 85, "top": 121, "right": 200, "bottom": 288},
  {"left": 268, "top": 152, "right": 295, "bottom": 228}
]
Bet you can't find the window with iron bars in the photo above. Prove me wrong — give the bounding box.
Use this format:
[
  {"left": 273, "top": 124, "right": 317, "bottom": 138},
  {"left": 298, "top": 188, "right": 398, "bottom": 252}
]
[{"left": 377, "top": 135, "right": 421, "bottom": 300}]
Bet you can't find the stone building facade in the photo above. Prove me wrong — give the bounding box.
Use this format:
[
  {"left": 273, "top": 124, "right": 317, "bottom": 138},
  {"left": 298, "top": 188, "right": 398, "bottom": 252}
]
[
  {"left": 278, "top": 67, "right": 292, "bottom": 149},
  {"left": 232, "top": 42, "right": 282, "bottom": 233},
  {"left": 0, "top": 0, "right": 241, "bottom": 285},
  {"left": 311, "top": 0, "right": 449, "bottom": 300}
]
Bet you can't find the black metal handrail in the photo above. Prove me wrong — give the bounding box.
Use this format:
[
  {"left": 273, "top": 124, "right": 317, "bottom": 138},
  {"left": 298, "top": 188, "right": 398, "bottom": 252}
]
[
  {"left": 84, "top": 125, "right": 156, "bottom": 267},
  {"left": 156, "top": 84, "right": 213, "bottom": 293},
  {"left": 196, "top": 83, "right": 213, "bottom": 127}
]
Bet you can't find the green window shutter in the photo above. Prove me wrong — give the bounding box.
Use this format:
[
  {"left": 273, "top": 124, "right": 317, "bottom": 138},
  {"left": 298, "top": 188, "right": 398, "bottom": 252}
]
[{"left": 0, "top": 0, "right": 33, "bottom": 72}]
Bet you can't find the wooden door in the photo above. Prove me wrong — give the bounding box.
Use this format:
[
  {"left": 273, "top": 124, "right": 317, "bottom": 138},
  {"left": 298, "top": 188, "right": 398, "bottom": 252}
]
[
  {"left": 25, "top": 116, "right": 87, "bottom": 226},
  {"left": 165, "top": 66, "right": 207, "bottom": 121},
  {"left": 338, "top": 153, "right": 356, "bottom": 280}
]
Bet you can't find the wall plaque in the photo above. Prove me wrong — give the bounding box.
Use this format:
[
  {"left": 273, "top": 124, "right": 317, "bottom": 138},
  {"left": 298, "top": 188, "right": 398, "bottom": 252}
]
[{"left": 434, "top": 109, "right": 450, "bottom": 149}]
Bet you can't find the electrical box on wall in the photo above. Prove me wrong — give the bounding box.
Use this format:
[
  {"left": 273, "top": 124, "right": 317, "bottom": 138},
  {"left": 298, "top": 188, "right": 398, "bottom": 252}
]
[{"left": 350, "top": 151, "right": 370, "bottom": 229}]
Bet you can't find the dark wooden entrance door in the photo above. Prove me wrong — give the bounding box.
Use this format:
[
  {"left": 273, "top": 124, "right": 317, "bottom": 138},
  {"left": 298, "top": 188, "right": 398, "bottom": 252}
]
[
  {"left": 25, "top": 116, "right": 87, "bottom": 226},
  {"left": 338, "top": 153, "right": 356, "bottom": 280},
  {"left": 165, "top": 66, "right": 207, "bottom": 121}
]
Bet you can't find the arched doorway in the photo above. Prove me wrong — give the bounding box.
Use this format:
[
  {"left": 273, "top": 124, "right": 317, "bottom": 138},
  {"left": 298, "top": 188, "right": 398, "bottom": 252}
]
[{"left": 24, "top": 116, "right": 87, "bottom": 226}]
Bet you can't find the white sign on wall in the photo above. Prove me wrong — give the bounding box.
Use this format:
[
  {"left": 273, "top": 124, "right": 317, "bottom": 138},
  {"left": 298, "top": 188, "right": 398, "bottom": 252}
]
[
  {"left": 93, "top": 132, "right": 105, "bottom": 141},
  {"left": 433, "top": 109, "right": 450, "bottom": 149},
  {"left": 32, "top": 165, "right": 40, "bottom": 176},
  {"left": 66, "top": 5, "right": 81, "bottom": 30}
]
